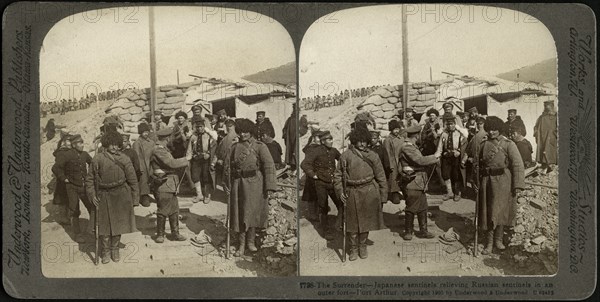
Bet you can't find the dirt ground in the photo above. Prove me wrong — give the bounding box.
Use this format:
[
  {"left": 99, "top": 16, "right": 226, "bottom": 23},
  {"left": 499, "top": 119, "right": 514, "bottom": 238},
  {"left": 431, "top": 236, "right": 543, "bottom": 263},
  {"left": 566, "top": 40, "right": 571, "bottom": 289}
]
[
  {"left": 298, "top": 103, "right": 558, "bottom": 277},
  {"left": 40, "top": 102, "right": 296, "bottom": 277}
]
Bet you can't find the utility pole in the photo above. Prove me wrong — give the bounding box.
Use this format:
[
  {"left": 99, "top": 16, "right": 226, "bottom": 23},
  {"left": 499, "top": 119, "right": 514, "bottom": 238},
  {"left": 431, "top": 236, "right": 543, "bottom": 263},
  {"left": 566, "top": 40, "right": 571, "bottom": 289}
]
[
  {"left": 430, "top": 66, "right": 433, "bottom": 82},
  {"left": 401, "top": 4, "right": 409, "bottom": 120},
  {"left": 177, "top": 69, "right": 180, "bottom": 85},
  {"left": 148, "top": 6, "right": 157, "bottom": 126}
]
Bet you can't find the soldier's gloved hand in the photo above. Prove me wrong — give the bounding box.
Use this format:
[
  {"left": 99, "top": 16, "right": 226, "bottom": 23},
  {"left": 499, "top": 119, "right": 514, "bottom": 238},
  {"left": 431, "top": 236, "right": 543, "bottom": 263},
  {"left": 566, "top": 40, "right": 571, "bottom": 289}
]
[
  {"left": 453, "top": 150, "right": 461, "bottom": 157},
  {"left": 203, "top": 153, "right": 210, "bottom": 160},
  {"left": 312, "top": 175, "right": 318, "bottom": 180},
  {"left": 64, "top": 178, "right": 70, "bottom": 183},
  {"left": 340, "top": 193, "right": 348, "bottom": 204},
  {"left": 92, "top": 196, "right": 100, "bottom": 208}
]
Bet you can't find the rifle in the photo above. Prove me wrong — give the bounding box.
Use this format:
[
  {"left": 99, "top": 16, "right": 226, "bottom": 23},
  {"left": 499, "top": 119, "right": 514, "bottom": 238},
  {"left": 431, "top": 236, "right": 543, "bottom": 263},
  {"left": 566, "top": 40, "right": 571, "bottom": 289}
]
[
  {"left": 225, "top": 163, "right": 231, "bottom": 259},
  {"left": 341, "top": 161, "right": 348, "bottom": 262},
  {"left": 93, "top": 162, "right": 100, "bottom": 266},
  {"left": 473, "top": 141, "right": 481, "bottom": 257}
]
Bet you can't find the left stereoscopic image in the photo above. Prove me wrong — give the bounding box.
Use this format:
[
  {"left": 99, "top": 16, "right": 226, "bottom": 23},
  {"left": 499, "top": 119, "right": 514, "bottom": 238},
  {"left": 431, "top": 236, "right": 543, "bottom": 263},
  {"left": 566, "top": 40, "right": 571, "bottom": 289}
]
[{"left": 40, "top": 6, "right": 297, "bottom": 277}]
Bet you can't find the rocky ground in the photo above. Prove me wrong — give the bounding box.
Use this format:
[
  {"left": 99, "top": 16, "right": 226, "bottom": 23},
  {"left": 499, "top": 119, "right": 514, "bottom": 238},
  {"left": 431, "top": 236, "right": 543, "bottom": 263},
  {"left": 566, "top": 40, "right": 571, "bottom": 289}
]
[
  {"left": 40, "top": 101, "right": 297, "bottom": 277},
  {"left": 298, "top": 104, "right": 558, "bottom": 276}
]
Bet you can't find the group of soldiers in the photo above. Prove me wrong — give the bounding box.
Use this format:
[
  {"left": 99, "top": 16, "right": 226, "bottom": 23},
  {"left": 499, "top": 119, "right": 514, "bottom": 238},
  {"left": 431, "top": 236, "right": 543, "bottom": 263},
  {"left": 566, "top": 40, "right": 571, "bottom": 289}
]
[
  {"left": 301, "top": 85, "right": 384, "bottom": 111},
  {"left": 301, "top": 97, "right": 558, "bottom": 261},
  {"left": 50, "top": 103, "right": 298, "bottom": 264},
  {"left": 41, "top": 89, "right": 125, "bottom": 118}
]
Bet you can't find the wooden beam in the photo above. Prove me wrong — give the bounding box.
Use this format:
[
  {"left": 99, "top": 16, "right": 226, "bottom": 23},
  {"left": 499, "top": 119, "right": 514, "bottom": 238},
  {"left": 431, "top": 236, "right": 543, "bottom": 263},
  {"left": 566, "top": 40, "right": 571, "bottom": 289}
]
[
  {"left": 148, "top": 6, "right": 157, "bottom": 125},
  {"left": 401, "top": 4, "right": 409, "bottom": 119}
]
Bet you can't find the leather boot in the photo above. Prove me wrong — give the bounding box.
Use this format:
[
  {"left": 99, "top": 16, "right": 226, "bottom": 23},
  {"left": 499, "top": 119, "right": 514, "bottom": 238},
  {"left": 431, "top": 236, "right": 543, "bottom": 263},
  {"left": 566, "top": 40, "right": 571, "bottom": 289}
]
[
  {"left": 194, "top": 182, "right": 204, "bottom": 203},
  {"left": 235, "top": 232, "right": 246, "bottom": 257},
  {"left": 100, "top": 235, "right": 111, "bottom": 264},
  {"left": 110, "top": 235, "right": 121, "bottom": 262},
  {"left": 72, "top": 217, "right": 86, "bottom": 243},
  {"left": 442, "top": 179, "right": 453, "bottom": 201},
  {"left": 403, "top": 212, "right": 415, "bottom": 241},
  {"left": 358, "top": 232, "right": 369, "bottom": 259},
  {"left": 57, "top": 206, "right": 71, "bottom": 225},
  {"left": 246, "top": 227, "right": 257, "bottom": 252},
  {"left": 416, "top": 211, "right": 435, "bottom": 239},
  {"left": 481, "top": 229, "right": 494, "bottom": 255},
  {"left": 168, "top": 214, "right": 186, "bottom": 241},
  {"left": 348, "top": 233, "right": 359, "bottom": 261},
  {"left": 494, "top": 225, "right": 506, "bottom": 250},
  {"left": 320, "top": 212, "right": 334, "bottom": 240},
  {"left": 203, "top": 185, "right": 211, "bottom": 204},
  {"left": 155, "top": 215, "right": 166, "bottom": 243}
]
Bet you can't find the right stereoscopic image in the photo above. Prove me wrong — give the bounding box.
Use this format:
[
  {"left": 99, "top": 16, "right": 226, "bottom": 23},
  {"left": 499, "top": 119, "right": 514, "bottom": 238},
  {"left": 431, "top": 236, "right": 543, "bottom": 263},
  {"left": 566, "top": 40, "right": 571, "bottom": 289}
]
[{"left": 298, "top": 5, "right": 558, "bottom": 276}]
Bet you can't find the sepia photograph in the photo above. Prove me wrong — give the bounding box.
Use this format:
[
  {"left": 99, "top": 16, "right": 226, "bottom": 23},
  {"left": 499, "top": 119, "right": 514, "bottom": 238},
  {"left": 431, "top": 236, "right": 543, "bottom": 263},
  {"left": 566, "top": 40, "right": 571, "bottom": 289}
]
[
  {"left": 298, "top": 4, "right": 558, "bottom": 276},
  {"left": 39, "top": 6, "right": 298, "bottom": 277}
]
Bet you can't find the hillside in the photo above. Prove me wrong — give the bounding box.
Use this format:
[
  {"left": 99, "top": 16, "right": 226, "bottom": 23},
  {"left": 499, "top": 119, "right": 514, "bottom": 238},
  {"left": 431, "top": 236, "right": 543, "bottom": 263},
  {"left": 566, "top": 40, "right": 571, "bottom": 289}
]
[
  {"left": 496, "top": 58, "right": 557, "bottom": 85},
  {"left": 242, "top": 61, "right": 296, "bottom": 86}
]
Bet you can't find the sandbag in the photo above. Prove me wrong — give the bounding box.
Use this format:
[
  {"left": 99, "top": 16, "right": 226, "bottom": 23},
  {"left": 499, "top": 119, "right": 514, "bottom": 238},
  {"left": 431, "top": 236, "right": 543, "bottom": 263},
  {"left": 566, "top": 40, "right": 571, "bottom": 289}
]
[
  {"left": 412, "top": 82, "right": 427, "bottom": 89},
  {"left": 418, "top": 86, "right": 436, "bottom": 94},
  {"left": 381, "top": 103, "right": 395, "bottom": 112},
  {"left": 127, "top": 94, "right": 140, "bottom": 101},
  {"left": 387, "top": 96, "right": 399, "bottom": 104},
  {"left": 129, "top": 106, "right": 143, "bottom": 115},
  {"left": 165, "top": 96, "right": 186, "bottom": 104},
  {"left": 121, "top": 113, "right": 132, "bottom": 122},
  {"left": 159, "top": 85, "right": 177, "bottom": 92},
  {"left": 166, "top": 89, "right": 183, "bottom": 97},
  {"left": 373, "top": 87, "right": 392, "bottom": 98},
  {"left": 135, "top": 100, "right": 146, "bottom": 107},
  {"left": 366, "top": 95, "right": 386, "bottom": 106}
]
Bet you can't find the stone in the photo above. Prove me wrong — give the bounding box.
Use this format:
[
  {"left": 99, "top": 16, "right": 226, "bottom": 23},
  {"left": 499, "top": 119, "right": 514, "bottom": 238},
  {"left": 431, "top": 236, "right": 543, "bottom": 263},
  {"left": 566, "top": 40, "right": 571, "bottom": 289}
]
[
  {"left": 166, "top": 89, "right": 184, "bottom": 97},
  {"left": 517, "top": 197, "right": 527, "bottom": 204},
  {"left": 284, "top": 237, "right": 297, "bottom": 246},
  {"left": 266, "top": 226, "right": 277, "bottom": 235},
  {"left": 531, "top": 235, "right": 547, "bottom": 245},
  {"left": 514, "top": 224, "right": 525, "bottom": 233},
  {"left": 387, "top": 96, "right": 399, "bottom": 104},
  {"left": 381, "top": 103, "right": 395, "bottom": 111},
  {"left": 419, "top": 86, "right": 436, "bottom": 94},
  {"left": 529, "top": 199, "right": 546, "bottom": 210},
  {"left": 159, "top": 85, "right": 177, "bottom": 92}
]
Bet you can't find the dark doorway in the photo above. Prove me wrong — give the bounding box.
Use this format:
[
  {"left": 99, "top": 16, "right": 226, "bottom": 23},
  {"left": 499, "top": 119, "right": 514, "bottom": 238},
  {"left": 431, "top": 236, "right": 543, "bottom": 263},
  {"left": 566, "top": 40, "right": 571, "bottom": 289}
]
[{"left": 211, "top": 98, "right": 236, "bottom": 117}]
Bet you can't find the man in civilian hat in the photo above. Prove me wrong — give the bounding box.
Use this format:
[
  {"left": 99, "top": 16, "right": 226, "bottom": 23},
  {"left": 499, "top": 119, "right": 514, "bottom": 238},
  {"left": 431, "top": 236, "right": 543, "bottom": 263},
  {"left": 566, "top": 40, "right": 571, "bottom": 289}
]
[
  {"left": 533, "top": 100, "right": 557, "bottom": 173},
  {"left": 437, "top": 114, "right": 467, "bottom": 201},
  {"left": 334, "top": 126, "right": 387, "bottom": 261},
  {"left": 478, "top": 116, "right": 525, "bottom": 254},
  {"left": 505, "top": 109, "right": 526, "bottom": 140},
  {"left": 354, "top": 104, "right": 376, "bottom": 130},
  {"left": 85, "top": 131, "right": 138, "bottom": 264},
  {"left": 186, "top": 116, "right": 217, "bottom": 204},
  {"left": 52, "top": 134, "right": 94, "bottom": 243},
  {"left": 399, "top": 125, "right": 441, "bottom": 241},
  {"left": 190, "top": 104, "right": 219, "bottom": 141},
  {"left": 300, "top": 130, "right": 342, "bottom": 240},
  {"left": 383, "top": 120, "right": 405, "bottom": 204},
  {"left": 223, "top": 118, "right": 277, "bottom": 257},
  {"left": 121, "top": 134, "right": 142, "bottom": 198},
  {"left": 401, "top": 107, "right": 419, "bottom": 128},
  {"left": 440, "top": 98, "right": 465, "bottom": 128},
  {"left": 132, "top": 122, "right": 155, "bottom": 207},
  {"left": 255, "top": 111, "right": 275, "bottom": 143},
  {"left": 150, "top": 127, "right": 190, "bottom": 243}
]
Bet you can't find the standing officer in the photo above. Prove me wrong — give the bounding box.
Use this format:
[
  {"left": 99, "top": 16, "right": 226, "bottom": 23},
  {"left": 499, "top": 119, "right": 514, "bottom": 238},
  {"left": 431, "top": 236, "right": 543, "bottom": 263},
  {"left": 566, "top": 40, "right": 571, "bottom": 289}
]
[
  {"left": 399, "top": 125, "right": 441, "bottom": 240},
  {"left": 223, "top": 118, "right": 277, "bottom": 257},
  {"left": 151, "top": 127, "right": 190, "bottom": 243},
  {"left": 334, "top": 126, "right": 387, "bottom": 261},
  {"left": 478, "top": 116, "right": 525, "bottom": 255},
  {"left": 300, "top": 130, "right": 341, "bottom": 240},
  {"left": 52, "top": 134, "right": 94, "bottom": 243}
]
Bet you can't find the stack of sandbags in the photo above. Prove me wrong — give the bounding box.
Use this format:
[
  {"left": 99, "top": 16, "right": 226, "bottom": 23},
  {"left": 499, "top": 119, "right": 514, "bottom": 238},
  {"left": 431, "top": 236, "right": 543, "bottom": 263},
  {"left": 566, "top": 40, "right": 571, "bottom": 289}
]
[{"left": 359, "top": 78, "right": 454, "bottom": 128}]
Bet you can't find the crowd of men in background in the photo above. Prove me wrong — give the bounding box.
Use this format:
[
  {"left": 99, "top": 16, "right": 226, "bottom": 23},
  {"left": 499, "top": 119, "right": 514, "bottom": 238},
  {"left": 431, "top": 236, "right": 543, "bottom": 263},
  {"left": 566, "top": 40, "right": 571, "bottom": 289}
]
[
  {"left": 49, "top": 103, "right": 298, "bottom": 264},
  {"left": 41, "top": 89, "right": 125, "bottom": 117},
  {"left": 301, "top": 96, "right": 557, "bottom": 261},
  {"left": 300, "top": 85, "right": 385, "bottom": 111}
]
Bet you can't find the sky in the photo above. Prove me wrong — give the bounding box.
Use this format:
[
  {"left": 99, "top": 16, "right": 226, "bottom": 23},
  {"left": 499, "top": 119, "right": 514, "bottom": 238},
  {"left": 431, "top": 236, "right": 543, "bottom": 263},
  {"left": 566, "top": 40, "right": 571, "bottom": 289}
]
[
  {"left": 299, "top": 4, "right": 557, "bottom": 98},
  {"left": 40, "top": 6, "right": 295, "bottom": 102}
]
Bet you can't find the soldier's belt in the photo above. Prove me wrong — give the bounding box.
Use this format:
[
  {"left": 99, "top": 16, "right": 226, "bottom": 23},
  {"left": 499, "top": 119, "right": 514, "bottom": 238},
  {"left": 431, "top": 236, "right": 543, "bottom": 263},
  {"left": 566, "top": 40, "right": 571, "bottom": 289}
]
[
  {"left": 480, "top": 167, "right": 505, "bottom": 176},
  {"left": 232, "top": 169, "right": 257, "bottom": 179},
  {"left": 98, "top": 180, "right": 126, "bottom": 190},
  {"left": 346, "top": 177, "right": 374, "bottom": 187}
]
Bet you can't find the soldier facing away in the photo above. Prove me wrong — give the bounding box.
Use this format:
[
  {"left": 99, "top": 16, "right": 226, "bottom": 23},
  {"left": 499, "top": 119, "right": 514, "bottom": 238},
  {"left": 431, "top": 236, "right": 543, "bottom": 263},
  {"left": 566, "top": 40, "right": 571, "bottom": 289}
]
[
  {"left": 223, "top": 118, "right": 277, "bottom": 257},
  {"left": 85, "top": 131, "right": 139, "bottom": 264},
  {"left": 334, "top": 126, "right": 388, "bottom": 261}
]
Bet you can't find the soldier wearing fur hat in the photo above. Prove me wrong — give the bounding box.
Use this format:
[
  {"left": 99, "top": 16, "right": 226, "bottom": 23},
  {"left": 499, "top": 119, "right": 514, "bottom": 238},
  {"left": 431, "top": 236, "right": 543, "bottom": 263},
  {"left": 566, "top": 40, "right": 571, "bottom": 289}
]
[
  {"left": 300, "top": 130, "right": 342, "bottom": 240},
  {"left": 354, "top": 104, "right": 376, "bottom": 130},
  {"left": 150, "top": 127, "right": 190, "bottom": 243},
  {"left": 186, "top": 116, "right": 217, "bottom": 204},
  {"left": 132, "top": 122, "right": 156, "bottom": 207},
  {"left": 399, "top": 125, "right": 441, "bottom": 241},
  {"left": 214, "top": 118, "right": 238, "bottom": 189},
  {"left": 436, "top": 114, "right": 468, "bottom": 201},
  {"left": 223, "top": 118, "right": 277, "bottom": 257},
  {"left": 334, "top": 126, "right": 387, "bottom": 261},
  {"left": 477, "top": 116, "right": 525, "bottom": 254},
  {"left": 85, "top": 131, "right": 139, "bottom": 264},
  {"left": 383, "top": 119, "right": 405, "bottom": 204},
  {"left": 52, "top": 134, "right": 94, "bottom": 243}
]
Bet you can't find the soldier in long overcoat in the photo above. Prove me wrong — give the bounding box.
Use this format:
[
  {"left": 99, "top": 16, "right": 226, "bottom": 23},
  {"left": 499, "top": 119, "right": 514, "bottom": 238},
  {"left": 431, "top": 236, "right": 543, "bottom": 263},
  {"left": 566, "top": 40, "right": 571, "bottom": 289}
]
[
  {"left": 334, "top": 126, "right": 387, "bottom": 261},
  {"left": 533, "top": 100, "right": 558, "bottom": 173},
  {"left": 383, "top": 120, "right": 405, "bottom": 204},
  {"left": 478, "top": 116, "right": 525, "bottom": 255},
  {"left": 301, "top": 130, "right": 323, "bottom": 221},
  {"left": 85, "top": 131, "right": 139, "bottom": 264},
  {"left": 214, "top": 119, "right": 238, "bottom": 189},
  {"left": 51, "top": 134, "right": 73, "bottom": 225},
  {"left": 223, "top": 118, "right": 277, "bottom": 257},
  {"left": 132, "top": 123, "right": 155, "bottom": 207},
  {"left": 399, "top": 125, "right": 440, "bottom": 241},
  {"left": 150, "top": 127, "right": 190, "bottom": 243}
]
